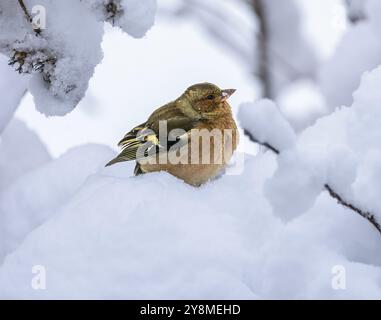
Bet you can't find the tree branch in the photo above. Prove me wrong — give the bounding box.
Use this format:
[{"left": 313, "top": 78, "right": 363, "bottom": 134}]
[
  {"left": 345, "top": 0, "right": 366, "bottom": 24},
  {"left": 244, "top": 131, "right": 381, "bottom": 237},
  {"left": 251, "top": 0, "right": 272, "bottom": 99},
  {"left": 18, "top": 0, "right": 33, "bottom": 23},
  {"left": 324, "top": 185, "right": 381, "bottom": 235},
  {"left": 244, "top": 129, "right": 280, "bottom": 155}
]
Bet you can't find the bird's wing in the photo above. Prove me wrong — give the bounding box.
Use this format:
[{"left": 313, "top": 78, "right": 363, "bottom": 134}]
[
  {"left": 106, "top": 123, "right": 156, "bottom": 166},
  {"left": 105, "top": 116, "right": 197, "bottom": 167},
  {"left": 117, "top": 123, "right": 147, "bottom": 148}
]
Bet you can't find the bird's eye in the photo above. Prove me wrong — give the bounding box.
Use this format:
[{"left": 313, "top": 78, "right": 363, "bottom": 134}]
[{"left": 207, "top": 95, "right": 215, "bottom": 100}]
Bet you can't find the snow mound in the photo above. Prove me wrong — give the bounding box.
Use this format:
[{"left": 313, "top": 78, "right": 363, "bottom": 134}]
[
  {"left": 0, "top": 118, "right": 50, "bottom": 191},
  {"left": 0, "top": 144, "right": 380, "bottom": 299},
  {"left": 0, "top": 144, "right": 115, "bottom": 263}
]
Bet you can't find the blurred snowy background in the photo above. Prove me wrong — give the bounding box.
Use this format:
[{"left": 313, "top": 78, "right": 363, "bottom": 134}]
[
  {"left": 9, "top": 0, "right": 347, "bottom": 157},
  {"left": 1, "top": 0, "right": 381, "bottom": 299}
]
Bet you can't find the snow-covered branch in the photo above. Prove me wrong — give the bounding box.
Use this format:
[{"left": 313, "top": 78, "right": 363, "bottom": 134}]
[
  {"left": 242, "top": 123, "right": 381, "bottom": 237},
  {"left": 0, "top": 0, "right": 157, "bottom": 120},
  {"left": 325, "top": 184, "right": 381, "bottom": 235},
  {"left": 239, "top": 88, "right": 381, "bottom": 237}
]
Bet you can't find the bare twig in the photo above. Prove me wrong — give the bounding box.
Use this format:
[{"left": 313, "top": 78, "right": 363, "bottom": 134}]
[
  {"left": 325, "top": 185, "right": 381, "bottom": 235},
  {"left": 244, "top": 130, "right": 381, "bottom": 237},
  {"left": 244, "top": 129, "right": 280, "bottom": 155},
  {"left": 18, "top": 0, "right": 41, "bottom": 35},
  {"left": 18, "top": 0, "right": 33, "bottom": 22}
]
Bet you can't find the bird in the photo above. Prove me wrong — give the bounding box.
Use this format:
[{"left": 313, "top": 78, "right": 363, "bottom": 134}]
[{"left": 105, "top": 82, "right": 239, "bottom": 186}]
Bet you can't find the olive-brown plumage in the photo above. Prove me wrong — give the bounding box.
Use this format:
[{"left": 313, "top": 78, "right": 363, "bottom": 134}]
[{"left": 106, "top": 83, "right": 239, "bottom": 186}]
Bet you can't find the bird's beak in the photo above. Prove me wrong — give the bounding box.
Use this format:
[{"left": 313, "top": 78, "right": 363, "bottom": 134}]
[{"left": 221, "top": 89, "right": 236, "bottom": 101}]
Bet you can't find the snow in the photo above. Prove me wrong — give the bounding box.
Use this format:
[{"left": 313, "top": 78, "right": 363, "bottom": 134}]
[
  {"left": 2, "top": 66, "right": 381, "bottom": 298},
  {"left": 266, "top": 66, "right": 381, "bottom": 226},
  {"left": 0, "top": 119, "right": 50, "bottom": 191},
  {"left": 353, "top": 151, "right": 381, "bottom": 215},
  {"left": 295, "top": 0, "right": 347, "bottom": 59},
  {"left": 0, "top": 144, "right": 115, "bottom": 263},
  {"left": 82, "top": 0, "right": 157, "bottom": 38},
  {"left": 0, "top": 0, "right": 157, "bottom": 117},
  {"left": 0, "top": 54, "right": 28, "bottom": 133},
  {"left": 0, "top": 149, "right": 271, "bottom": 299},
  {"left": 118, "top": 0, "right": 157, "bottom": 38},
  {"left": 367, "top": 0, "right": 381, "bottom": 33},
  {"left": 0, "top": 146, "right": 381, "bottom": 298},
  {"left": 276, "top": 80, "right": 328, "bottom": 132},
  {"left": 1, "top": 0, "right": 381, "bottom": 300},
  {"left": 319, "top": 0, "right": 381, "bottom": 110},
  {"left": 262, "top": 0, "right": 317, "bottom": 95},
  {"left": 238, "top": 99, "right": 296, "bottom": 152}
]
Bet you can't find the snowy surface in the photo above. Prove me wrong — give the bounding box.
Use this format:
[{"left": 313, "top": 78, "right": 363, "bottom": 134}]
[
  {"left": 0, "top": 54, "right": 28, "bottom": 133},
  {"left": 0, "top": 146, "right": 380, "bottom": 299},
  {"left": 238, "top": 99, "right": 296, "bottom": 152},
  {"left": 276, "top": 80, "right": 328, "bottom": 132},
  {"left": 0, "top": 144, "right": 115, "bottom": 264},
  {"left": 0, "top": 119, "right": 50, "bottom": 191}
]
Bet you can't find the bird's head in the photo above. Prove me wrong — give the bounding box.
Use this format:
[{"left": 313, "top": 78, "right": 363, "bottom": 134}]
[{"left": 180, "top": 83, "right": 236, "bottom": 117}]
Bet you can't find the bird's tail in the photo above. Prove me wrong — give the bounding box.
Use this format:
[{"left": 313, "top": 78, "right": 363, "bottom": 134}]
[
  {"left": 105, "top": 156, "right": 125, "bottom": 167},
  {"left": 106, "top": 158, "right": 145, "bottom": 178},
  {"left": 105, "top": 139, "right": 144, "bottom": 167}
]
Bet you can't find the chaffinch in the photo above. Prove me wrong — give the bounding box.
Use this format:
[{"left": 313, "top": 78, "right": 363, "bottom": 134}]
[{"left": 106, "top": 83, "right": 239, "bottom": 186}]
